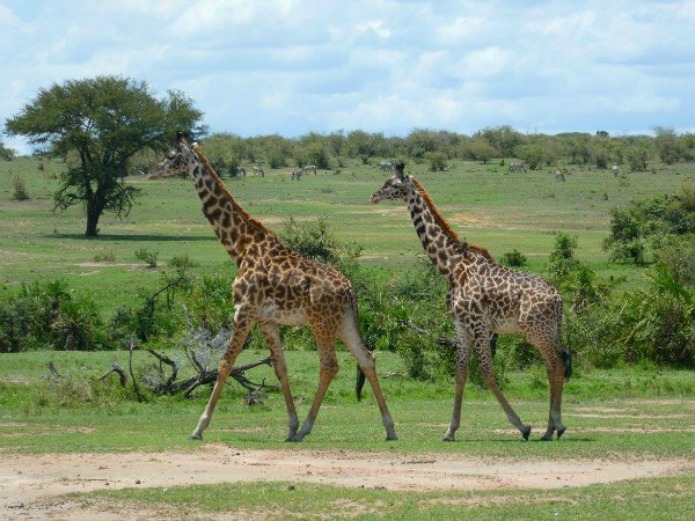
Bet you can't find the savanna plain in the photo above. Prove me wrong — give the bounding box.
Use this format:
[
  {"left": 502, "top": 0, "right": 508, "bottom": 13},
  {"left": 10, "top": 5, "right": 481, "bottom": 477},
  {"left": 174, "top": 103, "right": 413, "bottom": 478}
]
[{"left": 1, "top": 156, "right": 694, "bottom": 520}]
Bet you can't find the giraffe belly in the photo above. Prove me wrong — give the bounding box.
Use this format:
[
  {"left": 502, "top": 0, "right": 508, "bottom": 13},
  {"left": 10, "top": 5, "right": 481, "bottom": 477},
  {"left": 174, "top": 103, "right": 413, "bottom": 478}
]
[
  {"left": 491, "top": 316, "right": 519, "bottom": 334},
  {"left": 259, "top": 303, "right": 309, "bottom": 326}
]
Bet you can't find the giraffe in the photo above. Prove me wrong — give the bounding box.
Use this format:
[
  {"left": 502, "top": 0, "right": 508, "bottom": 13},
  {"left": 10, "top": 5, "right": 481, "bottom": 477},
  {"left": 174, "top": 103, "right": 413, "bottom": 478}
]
[
  {"left": 150, "top": 133, "right": 397, "bottom": 442},
  {"left": 371, "top": 162, "right": 571, "bottom": 441}
]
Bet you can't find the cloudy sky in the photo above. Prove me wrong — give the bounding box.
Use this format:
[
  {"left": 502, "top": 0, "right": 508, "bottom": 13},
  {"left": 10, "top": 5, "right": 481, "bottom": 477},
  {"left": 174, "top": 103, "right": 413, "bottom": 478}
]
[{"left": 1, "top": 0, "right": 693, "bottom": 154}]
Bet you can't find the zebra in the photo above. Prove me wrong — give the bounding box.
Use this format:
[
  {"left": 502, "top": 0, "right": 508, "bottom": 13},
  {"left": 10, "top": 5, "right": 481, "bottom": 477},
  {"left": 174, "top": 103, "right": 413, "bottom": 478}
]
[
  {"left": 302, "top": 165, "right": 317, "bottom": 175},
  {"left": 253, "top": 166, "right": 265, "bottom": 177},
  {"left": 290, "top": 168, "right": 303, "bottom": 181},
  {"left": 509, "top": 162, "right": 526, "bottom": 173},
  {"left": 378, "top": 161, "right": 393, "bottom": 172},
  {"left": 236, "top": 166, "right": 247, "bottom": 177},
  {"left": 554, "top": 169, "right": 566, "bottom": 182},
  {"left": 611, "top": 165, "right": 619, "bottom": 177}
]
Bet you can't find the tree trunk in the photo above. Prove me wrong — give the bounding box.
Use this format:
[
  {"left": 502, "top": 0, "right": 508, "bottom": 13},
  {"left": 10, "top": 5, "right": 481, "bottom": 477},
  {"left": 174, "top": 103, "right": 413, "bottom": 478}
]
[
  {"left": 85, "top": 196, "right": 101, "bottom": 237},
  {"left": 85, "top": 210, "right": 100, "bottom": 237}
]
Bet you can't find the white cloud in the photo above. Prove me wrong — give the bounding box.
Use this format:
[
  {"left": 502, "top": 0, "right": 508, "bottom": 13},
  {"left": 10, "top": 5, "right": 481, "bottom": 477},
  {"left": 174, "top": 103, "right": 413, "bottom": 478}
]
[{"left": 2, "top": 0, "right": 694, "bottom": 155}]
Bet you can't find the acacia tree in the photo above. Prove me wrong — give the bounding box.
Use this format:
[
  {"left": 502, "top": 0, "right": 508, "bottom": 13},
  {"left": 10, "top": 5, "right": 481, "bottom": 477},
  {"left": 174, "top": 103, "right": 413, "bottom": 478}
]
[{"left": 5, "top": 76, "right": 206, "bottom": 236}]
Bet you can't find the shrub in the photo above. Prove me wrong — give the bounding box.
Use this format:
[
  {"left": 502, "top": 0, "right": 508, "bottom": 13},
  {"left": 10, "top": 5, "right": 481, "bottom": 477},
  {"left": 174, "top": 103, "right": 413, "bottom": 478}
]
[
  {"left": 546, "top": 233, "right": 581, "bottom": 282},
  {"left": 11, "top": 174, "right": 30, "bottom": 200},
  {"left": 135, "top": 248, "right": 159, "bottom": 268},
  {"left": 425, "top": 151, "right": 448, "bottom": 171},
  {"left": 0, "top": 280, "right": 108, "bottom": 352},
  {"left": 500, "top": 249, "right": 527, "bottom": 267},
  {"left": 279, "top": 217, "right": 363, "bottom": 268}
]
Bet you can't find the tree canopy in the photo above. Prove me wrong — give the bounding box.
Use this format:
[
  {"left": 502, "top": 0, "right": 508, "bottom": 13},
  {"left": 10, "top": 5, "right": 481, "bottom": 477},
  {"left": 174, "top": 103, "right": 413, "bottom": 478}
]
[{"left": 5, "top": 76, "right": 206, "bottom": 236}]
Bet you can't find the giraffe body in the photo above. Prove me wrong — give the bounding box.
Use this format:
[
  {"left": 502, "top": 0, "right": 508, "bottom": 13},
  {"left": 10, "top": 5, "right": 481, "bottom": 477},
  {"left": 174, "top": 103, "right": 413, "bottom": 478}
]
[
  {"left": 152, "top": 134, "right": 397, "bottom": 442},
  {"left": 372, "top": 162, "right": 569, "bottom": 441}
]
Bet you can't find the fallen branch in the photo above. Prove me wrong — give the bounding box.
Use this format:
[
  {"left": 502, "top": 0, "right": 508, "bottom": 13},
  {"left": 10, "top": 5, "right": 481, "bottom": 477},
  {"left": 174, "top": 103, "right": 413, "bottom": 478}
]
[
  {"left": 178, "top": 354, "right": 274, "bottom": 397},
  {"left": 395, "top": 319, "right": 458, "bottom": 349},
  {"left": 129, "top": 335, "right": 146, "bottom": 402},
  {"left": 395, "top": 319, "right": 498, "bottom": 356},
  {"left": 99, "top": 361, "right": 127, "bottom": 387}
]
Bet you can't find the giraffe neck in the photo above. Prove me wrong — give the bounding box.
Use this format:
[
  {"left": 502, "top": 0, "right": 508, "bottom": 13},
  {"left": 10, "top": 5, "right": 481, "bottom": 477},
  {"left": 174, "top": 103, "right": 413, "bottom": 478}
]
[
  {"left": 188, "top": 147, "right": 277, "bottom": 266},
  {"left": 405, "top": 178, "right": 465, "bottom": 282}
]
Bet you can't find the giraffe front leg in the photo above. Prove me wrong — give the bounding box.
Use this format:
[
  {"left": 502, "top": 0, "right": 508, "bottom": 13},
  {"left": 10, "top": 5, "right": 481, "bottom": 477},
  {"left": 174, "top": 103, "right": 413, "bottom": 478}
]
[
  {"left": 443, "top": 340, "right": 471, "bottom": 442},
  {"left": 190, "top": 315, "right": 253, "bottom": 440},
  {"left": 261, "top": 323, "right": 300, "bottom": 441}
]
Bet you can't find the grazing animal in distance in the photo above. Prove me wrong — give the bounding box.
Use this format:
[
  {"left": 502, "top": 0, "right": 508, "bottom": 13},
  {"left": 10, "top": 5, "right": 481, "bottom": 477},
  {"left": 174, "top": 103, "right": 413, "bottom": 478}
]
[{"left": 509, "top": 162, "right": 526, "bottom": 173}]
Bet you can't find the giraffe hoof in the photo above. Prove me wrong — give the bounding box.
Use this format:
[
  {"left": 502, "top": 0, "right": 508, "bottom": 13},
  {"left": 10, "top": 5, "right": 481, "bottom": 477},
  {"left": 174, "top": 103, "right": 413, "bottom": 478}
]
[
  {"left": 386, "top": 434, "right": 398, "bottom": 441},
  {"left": 188, "top": 432, "right": 203, "bottom": 441},
  {"left": 556, "top": 427, "right": 566, "bottom": 440},
  {"left": 442, "top": 435, "right": 455, "bottom": 442},
  {"left": 540, "top": 433, "right": 553, "bottom": 441},
  {"left": 521, "top": 426, "right": 531, "bottom": 441}
]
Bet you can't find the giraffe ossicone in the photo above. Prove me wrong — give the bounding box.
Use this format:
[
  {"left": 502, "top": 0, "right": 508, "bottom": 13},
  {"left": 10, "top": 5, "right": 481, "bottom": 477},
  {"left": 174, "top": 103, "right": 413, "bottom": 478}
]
[
  {"left": 372, "top": 161, "right": 570, "bottom": 441},
  {"left": 151, "top": 132, "right": 397, "bottom": 442}
]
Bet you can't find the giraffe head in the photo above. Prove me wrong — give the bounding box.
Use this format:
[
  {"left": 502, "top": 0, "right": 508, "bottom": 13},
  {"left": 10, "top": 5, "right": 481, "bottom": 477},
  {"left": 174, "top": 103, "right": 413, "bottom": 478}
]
[
  {"left": 149, "top": 132, "right": 199, "bottom": 179},
  {"left": 370, "top": 161, "right": 411, "bottom": 203}
]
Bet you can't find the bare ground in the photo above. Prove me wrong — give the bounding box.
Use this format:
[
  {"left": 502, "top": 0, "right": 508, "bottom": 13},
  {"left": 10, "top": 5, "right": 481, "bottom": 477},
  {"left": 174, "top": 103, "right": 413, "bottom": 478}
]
[{"left": 1, "top": 443, "right": 690, "bottom": 520}]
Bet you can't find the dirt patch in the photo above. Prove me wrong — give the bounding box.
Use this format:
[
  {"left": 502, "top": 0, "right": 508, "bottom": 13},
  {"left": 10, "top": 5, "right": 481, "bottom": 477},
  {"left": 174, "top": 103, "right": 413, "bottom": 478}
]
[{"left": 1, "top": 444, "right": 690, "bottom": 520}]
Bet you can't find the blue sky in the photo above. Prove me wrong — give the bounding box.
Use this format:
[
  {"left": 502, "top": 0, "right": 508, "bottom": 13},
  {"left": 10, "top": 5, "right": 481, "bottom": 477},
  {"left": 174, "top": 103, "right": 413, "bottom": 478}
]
[{"left": 2, "top": 0, "right": 694, "bottom": 155}]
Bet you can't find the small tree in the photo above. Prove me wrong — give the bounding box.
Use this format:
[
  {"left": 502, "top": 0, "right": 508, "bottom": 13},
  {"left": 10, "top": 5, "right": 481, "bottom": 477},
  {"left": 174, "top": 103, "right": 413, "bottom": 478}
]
[
  {"left": 603, "top": 207, "right": 645, "bottom": 264},
  {"left": 5, "top": 76, "right": 205, "bottom": 237},
  {"left": 654, "top": 127, "right": 680, "bottom": 165},
  {"left": 546, "top": 233, "right": 581, "bottom": 282},
  {"left": 625, "top": 143, "right": 650, "bottom": 172},
  {"left": 0, "top": 140, "right": 16, "bottom": 161}
]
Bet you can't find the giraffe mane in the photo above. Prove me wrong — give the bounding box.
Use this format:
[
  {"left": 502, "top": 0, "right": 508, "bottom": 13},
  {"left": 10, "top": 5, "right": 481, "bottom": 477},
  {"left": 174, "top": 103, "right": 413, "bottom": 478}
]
[
  {"left": 410, "top": 177, "right": 460, "bottom": 243},
  {"left": 465, "top": 242, "right": 495, "bottom": 261},
  {"left": 408, "top": 177, "right": 495, "bottom": 263},
  {"left": 192, "top": 144, "right": 277, "bottom": 238}
]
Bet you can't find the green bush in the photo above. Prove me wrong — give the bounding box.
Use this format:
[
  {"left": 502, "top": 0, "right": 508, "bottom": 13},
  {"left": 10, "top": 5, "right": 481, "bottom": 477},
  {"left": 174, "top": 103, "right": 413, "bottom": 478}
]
[
  {"left": 135, "top": 248, "right": 159, "bottom": 268},
  {"left": 279, "top": 217, "right": 362, "bottom": 268},
  {"left": 0, "top": 280, "right": 108, "bottom": 352},
  {"left": 500, "top": 249, "right": 527, "bottom": 267},
  {"left": 11, "top": 174, "right": 30, "bottom": 200}
]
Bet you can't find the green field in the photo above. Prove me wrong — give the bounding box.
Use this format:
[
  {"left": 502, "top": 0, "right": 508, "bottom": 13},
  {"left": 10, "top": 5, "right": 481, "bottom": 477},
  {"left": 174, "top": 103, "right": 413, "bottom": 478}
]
[
  {"left": 1, "top": 350, "right": 694, "bottom": 519},
  {"left": 2, "top": 155, "right": 693, "bottom": 316},
  {"left": 1, "top": 156, "right": 694, "bottom": 519}
]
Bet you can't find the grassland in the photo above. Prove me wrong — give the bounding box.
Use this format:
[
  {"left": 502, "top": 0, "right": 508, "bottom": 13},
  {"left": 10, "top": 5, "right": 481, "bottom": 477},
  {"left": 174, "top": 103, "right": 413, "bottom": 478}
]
[
  {"left": 1, "top": 155, "right": 694, "bottom": 519},
  {"left": 1, "top": 350, "right": 695, "bottom": 519},
  {"left": 2, "top": 155, "right": 693, "bottom": 316}
]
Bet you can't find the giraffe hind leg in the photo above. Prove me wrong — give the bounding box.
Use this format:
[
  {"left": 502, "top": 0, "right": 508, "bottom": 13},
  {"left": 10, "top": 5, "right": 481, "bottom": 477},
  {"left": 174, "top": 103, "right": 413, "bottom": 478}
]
[
  {"left": 287, "top": 325, "right": 340, "bottom": 442},
  {"left": 541, "top": 353, "right": 566, "bottom": 441},
  {"left": 260, "top": 323, "right": 300, "bottom": 441},
  {"left": 475, "top": 335, "right": 531, "bottom": 440},
  {"left": 339, "top": 313, "right": 397, "bottom": 441}
]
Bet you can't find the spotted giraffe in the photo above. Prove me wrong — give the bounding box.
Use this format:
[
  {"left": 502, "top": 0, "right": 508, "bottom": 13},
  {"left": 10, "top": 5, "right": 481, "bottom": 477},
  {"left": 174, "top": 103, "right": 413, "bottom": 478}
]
[
  {"left": 371, "top": 162, "right": 570, "bottom": 441},
  {"left": 150, "top": 133, "right": 397, "bottom": 442}
]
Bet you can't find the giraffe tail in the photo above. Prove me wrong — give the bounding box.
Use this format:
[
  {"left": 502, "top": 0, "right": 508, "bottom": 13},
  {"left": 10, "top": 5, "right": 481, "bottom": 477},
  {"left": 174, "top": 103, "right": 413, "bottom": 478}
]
[
  {"left": 356, "top": 364, "right": 367, "bottom": 402},
  {"left": 561, "top": 348, "right": 573, "bottom": 380},
  {"left": 347, "top": 287, "right": 370, "bottom": 402}
]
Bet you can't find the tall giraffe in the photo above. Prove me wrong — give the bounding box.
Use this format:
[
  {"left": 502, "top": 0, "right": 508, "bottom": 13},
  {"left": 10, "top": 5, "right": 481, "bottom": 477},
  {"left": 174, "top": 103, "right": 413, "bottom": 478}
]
[
  {"left": 371, "top": 162, "right": 570, "bottom": 441},
  {"left": 151, "top": 133, "right": 397, "bottom": 442}
]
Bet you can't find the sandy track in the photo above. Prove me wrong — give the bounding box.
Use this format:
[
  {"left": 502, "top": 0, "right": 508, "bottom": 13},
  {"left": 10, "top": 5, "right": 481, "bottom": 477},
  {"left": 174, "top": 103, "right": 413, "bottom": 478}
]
[{"left": 1, "top": 444, "right": 690, "bottom": 520}]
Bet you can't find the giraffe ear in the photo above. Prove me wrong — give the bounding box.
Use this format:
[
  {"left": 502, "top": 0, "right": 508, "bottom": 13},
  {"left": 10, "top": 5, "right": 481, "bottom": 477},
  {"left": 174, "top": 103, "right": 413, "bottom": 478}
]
[{"left": 394, "top": 161, "right": 405, "bottom": 180}]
